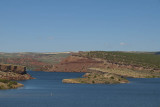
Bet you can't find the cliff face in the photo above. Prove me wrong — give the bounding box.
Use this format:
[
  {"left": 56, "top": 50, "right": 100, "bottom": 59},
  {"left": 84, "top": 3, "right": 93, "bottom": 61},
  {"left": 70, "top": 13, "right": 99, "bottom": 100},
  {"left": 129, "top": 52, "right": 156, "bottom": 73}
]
[
  {"left": 0, "top": 64, "right": 26, "bottom": 74},
  {"left": 0, "top": 64, "right": 33, "bottom": 80},
  {"left": 50, "top": 56, "right": 106, "bottom": 72},
  {"left": 0, "top": 64, "right": 33, "bottom": 89}
]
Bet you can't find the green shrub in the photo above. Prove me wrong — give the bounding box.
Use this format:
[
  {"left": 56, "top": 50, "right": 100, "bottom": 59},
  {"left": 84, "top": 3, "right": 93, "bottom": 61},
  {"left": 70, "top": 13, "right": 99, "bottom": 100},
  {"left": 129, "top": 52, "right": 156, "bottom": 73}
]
[
  {"left": 0, "top": 85, "right": 5, "bottom": 89},
  {"left": 9, "top": 81, "right": 17, "bottom": 85},
  {"left": 7, "top": 83, "right": 13, "bottom": 88},
  {"left": 92, "top": 80, "right": 95, "bottom": 84},
  {"left": 110, "top": 77, "right": 114, "bottom": 79},
  {"left": 0, "top": 79, "right": 10, "bottom": 83}
]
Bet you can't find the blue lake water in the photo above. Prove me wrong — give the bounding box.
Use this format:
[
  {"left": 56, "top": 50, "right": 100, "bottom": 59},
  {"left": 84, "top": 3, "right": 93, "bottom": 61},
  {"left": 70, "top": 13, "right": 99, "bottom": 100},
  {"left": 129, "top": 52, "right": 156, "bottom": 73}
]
[{"left": 0, "top": 71, "right": 160, "bottom": 107}]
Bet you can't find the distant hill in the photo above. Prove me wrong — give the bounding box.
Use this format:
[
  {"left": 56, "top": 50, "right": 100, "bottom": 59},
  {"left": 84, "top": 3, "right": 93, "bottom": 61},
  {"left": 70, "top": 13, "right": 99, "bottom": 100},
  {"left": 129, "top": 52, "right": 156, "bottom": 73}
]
[
  {"left": 52, "top": 51, "right": 160, "bottom": 73},
  {"left": 1, "top": 51, "right": 160, "bottom": 72},
  {"left": 0, "top": 52, "right": 70, "bottom": 71},
  {"left": 81, "top": 51, "right": 160, "bottom": 70}
]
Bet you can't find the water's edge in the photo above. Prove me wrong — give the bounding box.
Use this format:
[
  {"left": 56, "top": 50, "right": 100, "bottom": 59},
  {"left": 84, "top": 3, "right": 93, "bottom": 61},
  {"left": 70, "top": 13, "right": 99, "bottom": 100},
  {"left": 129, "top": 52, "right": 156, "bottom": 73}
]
[{"left": 0, "top": 71, "right": 160, "bottom": 107}]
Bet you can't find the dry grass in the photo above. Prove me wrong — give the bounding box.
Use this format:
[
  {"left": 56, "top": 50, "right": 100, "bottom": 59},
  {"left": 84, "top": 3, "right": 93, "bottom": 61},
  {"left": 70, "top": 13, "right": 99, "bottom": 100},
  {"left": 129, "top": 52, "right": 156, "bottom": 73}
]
[
  {"left": 62, "top": 71, "right": 129, "bottom": 84},
  {"left": 89, "top": 68, "right": 160, "bottom": 78}
]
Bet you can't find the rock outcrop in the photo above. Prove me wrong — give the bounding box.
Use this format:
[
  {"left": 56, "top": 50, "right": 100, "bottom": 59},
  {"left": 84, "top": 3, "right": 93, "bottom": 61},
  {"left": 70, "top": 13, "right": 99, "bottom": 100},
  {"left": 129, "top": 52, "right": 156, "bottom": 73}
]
[
  {"left": 0, "top": 64, "right": 33, "bottom": 80},
  {"left": 0, "top": 64, "right": 26, "bottom": 74},
  {"left": 0, "top": 64, "right": 33, "bottom": 89},
  {"left": 0, "top": 71, "right": 33, "bottom": 80}
]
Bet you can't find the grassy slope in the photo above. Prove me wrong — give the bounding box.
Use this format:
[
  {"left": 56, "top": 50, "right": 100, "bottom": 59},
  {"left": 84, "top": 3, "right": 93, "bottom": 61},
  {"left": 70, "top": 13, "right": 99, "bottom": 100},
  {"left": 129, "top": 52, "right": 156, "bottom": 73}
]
[
  {"left": 89, "top": 68, "right": 160, "bottom": 78},
  {"left": 80, "top": 51, "right": 160, "bottom": 70}
]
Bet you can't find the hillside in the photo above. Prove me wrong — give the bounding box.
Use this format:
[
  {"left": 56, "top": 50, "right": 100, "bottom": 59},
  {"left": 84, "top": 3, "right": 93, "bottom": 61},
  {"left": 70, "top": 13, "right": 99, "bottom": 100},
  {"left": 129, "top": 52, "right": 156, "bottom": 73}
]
[
  {"left": 78, "top": 51, "right": 160, "bottom": 72},
  {"left": 52, "top": 51, "right": 160, "bottom": 73},
  {"left": 50, "top": 55, "right": 106, "bottom": 72},
  {"left": 0, "top": 52, "right": 70, "bottom": 71},
  {"left": 1, "top": 51, "right": 160, "bottom": 73},
  {"left": 51, "top": 51, "right": 160, "bottom": 84}
]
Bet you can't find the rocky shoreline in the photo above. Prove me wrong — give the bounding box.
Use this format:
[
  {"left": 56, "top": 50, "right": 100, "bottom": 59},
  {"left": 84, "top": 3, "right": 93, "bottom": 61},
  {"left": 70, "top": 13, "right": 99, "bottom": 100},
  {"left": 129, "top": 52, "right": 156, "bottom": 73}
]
[
  {"left": 0, "top": 71, "right": 33, "bottom": 80},
  {"left": 62, "top": 68, "right": 160, "bottom": 84},
  {"left": 0, "top": 64, "right": 33, "bottom": 89},
  {"left": 0, "top": 79, "right": 24, "bottom": 89}
]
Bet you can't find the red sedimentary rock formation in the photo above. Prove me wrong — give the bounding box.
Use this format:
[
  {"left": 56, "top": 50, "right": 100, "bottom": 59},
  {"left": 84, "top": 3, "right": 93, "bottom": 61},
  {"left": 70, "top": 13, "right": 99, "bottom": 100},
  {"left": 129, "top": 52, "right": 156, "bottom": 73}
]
[
  {"left": 48, "top": 55, "right": 159, "bottom": 73},
  {"left": 49, "top": 56, "right": 106, "bottom": 72}
]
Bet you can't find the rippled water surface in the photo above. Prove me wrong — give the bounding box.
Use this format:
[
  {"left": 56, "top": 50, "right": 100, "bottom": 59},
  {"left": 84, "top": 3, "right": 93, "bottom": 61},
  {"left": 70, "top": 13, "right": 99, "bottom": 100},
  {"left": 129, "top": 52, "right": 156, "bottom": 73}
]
[{"left": 0, "top": 71, "right": 160, "bottom": 107}]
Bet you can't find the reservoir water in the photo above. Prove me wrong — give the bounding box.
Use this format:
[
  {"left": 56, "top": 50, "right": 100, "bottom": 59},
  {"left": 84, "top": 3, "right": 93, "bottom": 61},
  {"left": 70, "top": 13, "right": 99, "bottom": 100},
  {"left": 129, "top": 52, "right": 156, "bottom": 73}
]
[{"left": 0, "top": 71, "right": 160, "bottom": 107}]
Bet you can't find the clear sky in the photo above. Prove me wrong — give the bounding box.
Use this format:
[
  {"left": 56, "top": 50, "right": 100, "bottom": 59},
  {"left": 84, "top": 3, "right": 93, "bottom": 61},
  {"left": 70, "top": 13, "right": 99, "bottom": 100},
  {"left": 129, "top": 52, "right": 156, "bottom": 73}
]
[{"left": 0, "top": 0, "right": 160, "bottom": 52}]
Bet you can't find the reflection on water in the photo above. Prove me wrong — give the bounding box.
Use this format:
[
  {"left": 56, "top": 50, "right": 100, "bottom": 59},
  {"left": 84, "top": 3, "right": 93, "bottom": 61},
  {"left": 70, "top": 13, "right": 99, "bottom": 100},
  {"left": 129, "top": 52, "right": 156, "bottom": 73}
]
[{"left": 0, "top": 71, "right": 160, "bottom": 107}]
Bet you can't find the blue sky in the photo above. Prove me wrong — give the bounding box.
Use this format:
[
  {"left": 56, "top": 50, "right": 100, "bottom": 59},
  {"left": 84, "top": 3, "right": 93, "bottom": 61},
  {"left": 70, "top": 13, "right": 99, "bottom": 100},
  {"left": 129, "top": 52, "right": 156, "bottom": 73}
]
[{"left": 0, "top": 0, "right": 160, "bottom": 52}]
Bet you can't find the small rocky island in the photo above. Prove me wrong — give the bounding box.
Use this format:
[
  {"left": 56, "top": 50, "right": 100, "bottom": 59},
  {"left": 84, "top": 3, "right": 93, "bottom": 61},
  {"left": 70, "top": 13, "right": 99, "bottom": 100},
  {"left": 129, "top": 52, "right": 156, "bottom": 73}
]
[
  {"left": 0, "top": 64, "right": 33, "bottom": 89},
  {"left": 63, "top": 70, "right": 129, "bottom": 84}
]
